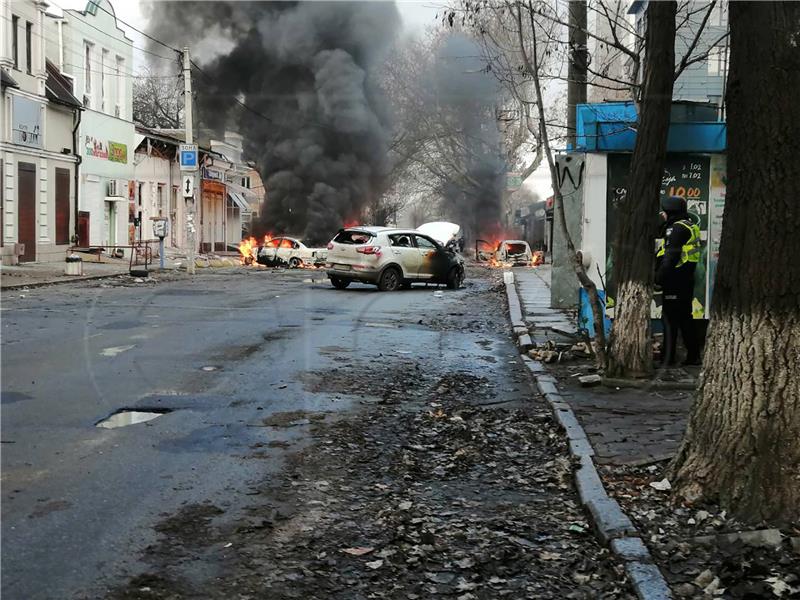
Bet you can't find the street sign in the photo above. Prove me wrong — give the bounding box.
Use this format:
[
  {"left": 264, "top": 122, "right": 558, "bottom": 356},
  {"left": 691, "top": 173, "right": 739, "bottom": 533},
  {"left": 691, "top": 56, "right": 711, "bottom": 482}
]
[
  {"left": 179, "top": 144, "right": 198, "bottom": 171},
  {"left": 181, "top": 174, "right": 194, "bottom": 197},
  {"left": 506, "top": 172, "right": 523, "bottom": 191}
]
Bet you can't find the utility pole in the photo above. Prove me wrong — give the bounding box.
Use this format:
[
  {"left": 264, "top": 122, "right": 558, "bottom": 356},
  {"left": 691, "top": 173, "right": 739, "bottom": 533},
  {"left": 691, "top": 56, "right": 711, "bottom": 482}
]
[
  {"left": 567, "top": 0, "right": 588, "bottom": 149},
  {"left": 182, "top": 47, "right": 196, "bottom": 275}
]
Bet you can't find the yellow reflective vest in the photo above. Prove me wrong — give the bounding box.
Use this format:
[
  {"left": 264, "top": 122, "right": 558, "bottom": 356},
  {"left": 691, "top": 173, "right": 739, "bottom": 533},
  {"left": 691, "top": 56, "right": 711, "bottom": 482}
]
[{"left": 656, "top": 220, "right": 700, "bottom": 267}]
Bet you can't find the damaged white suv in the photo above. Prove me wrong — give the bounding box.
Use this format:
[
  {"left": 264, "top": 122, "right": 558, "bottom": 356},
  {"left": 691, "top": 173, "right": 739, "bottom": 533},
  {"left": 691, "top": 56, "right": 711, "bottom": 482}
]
[{"left": 325, "top": 227, "right": 465, "bottom": 291}]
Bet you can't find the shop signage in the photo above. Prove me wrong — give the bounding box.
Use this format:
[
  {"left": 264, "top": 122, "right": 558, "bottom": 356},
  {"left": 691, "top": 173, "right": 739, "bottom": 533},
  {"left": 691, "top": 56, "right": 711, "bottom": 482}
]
[
  {"left": 12, "top": 96, "right": 42, "bottom": 148},
  {"left": 85, "top": 136, "right": 128, "bottom": 163}
]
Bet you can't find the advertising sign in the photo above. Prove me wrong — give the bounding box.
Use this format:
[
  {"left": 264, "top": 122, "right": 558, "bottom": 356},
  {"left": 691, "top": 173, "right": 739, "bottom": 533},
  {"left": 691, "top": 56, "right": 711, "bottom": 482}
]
[
  {"left": 605, "top": 154, "right": 713, "bottom": 319},
  {"left": 12, "top": 96, "right": 42, "bottom": 148},
  {"left": 85, "top": 136, "right": 128, "bottom": 163}
]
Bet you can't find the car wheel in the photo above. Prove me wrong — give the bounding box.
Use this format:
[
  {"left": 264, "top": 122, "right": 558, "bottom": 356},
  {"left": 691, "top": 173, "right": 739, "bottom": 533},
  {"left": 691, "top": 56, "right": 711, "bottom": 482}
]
[
  {"left": 289, "top": 257, "right": 301, "bottom": 269},
  {"left": 446, "top": 266, "right": 464, "bottom": 290},
  {"left": 378, "top": 267, "right": 401, "bottom": 292},
  {"left": 330, "top": 277, "right": 350, "bottom": 289}
]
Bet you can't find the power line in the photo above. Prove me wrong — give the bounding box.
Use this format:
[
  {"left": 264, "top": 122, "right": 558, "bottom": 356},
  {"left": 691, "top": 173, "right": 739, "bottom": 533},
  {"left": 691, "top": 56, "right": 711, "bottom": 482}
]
[
  {"left": 45, "top": 0, "right": 180, "bottom": 62},
  {"left": 189, "top": 60, "right": 274, "bottom": 126},
  {"left": 0, "top": 14, "right": 179, "bottom": 80},
  {"left": 83, "top": 0, "right": 182, "bottom": 55}
]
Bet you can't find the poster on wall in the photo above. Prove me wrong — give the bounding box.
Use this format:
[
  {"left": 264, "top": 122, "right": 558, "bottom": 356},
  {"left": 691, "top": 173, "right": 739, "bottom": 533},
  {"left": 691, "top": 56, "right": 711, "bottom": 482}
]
[
  {"left": 605, "top": 154, "right": 712, "bottom": 320},
  {"left": 85, "top": 136, "right": 128, "bottom": 163},
  {"left": 12, "top": 96, "right": 43, "bottom": 148}
]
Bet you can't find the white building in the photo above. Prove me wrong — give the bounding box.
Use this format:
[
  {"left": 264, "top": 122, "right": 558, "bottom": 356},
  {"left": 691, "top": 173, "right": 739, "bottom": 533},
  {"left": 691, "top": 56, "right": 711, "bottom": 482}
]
[
  {"left": 1, "top": 0, "right": 82, "bottom": 264},
  {"left": 132, "top": 126, "right": 182, "bottom": 249},
  {"left": 45, "top": 0, "right": 135, "bottom": 252}
]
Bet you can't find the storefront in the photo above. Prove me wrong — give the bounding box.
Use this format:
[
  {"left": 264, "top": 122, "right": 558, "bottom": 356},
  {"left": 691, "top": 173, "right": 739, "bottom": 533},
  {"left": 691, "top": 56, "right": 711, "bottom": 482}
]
[{"left": 550, "top": 101, "right": 727, "bottom": 326}]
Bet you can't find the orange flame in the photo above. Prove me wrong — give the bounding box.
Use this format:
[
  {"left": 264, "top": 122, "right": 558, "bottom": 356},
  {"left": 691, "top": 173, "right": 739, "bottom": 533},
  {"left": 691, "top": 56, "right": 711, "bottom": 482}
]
[{"left": 238, "top": 237, "right": 258, "bottom": 265}]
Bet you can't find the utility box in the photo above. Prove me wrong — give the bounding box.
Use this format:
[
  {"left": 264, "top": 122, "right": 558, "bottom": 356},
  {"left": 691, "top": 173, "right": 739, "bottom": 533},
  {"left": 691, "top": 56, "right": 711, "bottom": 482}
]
[{"left": 65, "top": 255, "right": 83, "bottom": 276}]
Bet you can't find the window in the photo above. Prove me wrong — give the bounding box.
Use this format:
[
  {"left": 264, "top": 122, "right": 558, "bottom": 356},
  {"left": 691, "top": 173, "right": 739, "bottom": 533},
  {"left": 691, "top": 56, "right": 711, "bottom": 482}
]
[
  {"left": 708, "top": 47, "right": 723, "bottom": 75},
  {"left": 11, "top": 15, "right": 19, "bottom": 69},
  {"left": 389, "top": 234, "right": 412, "bottom": 248},
  {"left": 84, "top": 42, "right": 92, "bottom": 96},
  {"left": 115, "top": 56, "right": 124, "bottom": 118},
  {"left": 414, "top": 235, "right": 437, "bottom": 250},
  {"left": 25, "top": 22, "right": 32, "bottom": 73},
  {"left": 157, "top": 184, "right": 164, "bottom": 215},
  {"left": 333, "top": 230, "right": 374, "bottom": 245},
  {"left": 242, "top": 176, "right": 251, "bottom": 189},
  {"left": 101, "top": 49, "right": 109, "bottom": 112}
]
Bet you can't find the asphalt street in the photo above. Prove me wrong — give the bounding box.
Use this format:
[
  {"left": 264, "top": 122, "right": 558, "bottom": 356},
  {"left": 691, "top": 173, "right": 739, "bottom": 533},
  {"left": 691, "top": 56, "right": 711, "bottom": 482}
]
[{"left": 1, "top": 267, "right": 539, "bottom": 599}]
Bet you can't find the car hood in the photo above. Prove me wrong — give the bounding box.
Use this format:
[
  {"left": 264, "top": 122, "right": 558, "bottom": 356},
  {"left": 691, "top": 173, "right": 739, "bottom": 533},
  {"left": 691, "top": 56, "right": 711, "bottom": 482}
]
[{"left": 417, "top": 221, "right": 460, "bottom": 245}]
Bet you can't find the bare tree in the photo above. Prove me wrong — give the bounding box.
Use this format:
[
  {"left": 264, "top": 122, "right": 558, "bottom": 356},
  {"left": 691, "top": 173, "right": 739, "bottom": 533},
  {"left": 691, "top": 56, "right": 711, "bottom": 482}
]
[
  {"left": 133, "top": 67, "right": 183, "bottom": 129},
  {"left": 670, "top": 2, "right": 800, "bottom": 523}
]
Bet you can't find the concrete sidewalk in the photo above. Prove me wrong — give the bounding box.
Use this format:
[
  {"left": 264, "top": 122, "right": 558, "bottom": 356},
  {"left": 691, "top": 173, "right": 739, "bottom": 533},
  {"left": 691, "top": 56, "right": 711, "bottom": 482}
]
[
  {"left": 513, "top": 265, "right": 693, "bottom": 467},
  {"left": 1, "top": 259, "right": 132, "bottom": 289}
]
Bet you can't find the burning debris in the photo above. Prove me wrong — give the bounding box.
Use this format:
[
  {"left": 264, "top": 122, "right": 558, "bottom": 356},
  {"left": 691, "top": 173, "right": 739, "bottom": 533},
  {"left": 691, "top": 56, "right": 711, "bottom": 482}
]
[{"left": 144, "top": 1, "right": 400, "bottom": 244}]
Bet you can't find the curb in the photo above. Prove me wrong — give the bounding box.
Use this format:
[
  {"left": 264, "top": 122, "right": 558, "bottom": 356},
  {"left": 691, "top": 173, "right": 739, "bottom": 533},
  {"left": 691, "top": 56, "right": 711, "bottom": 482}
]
[
  {"left": 1, "top": 272, "right": 125, "bottom": 291},
  {"left": 503, "top": 270, "right": 673, "bottom": 600}
]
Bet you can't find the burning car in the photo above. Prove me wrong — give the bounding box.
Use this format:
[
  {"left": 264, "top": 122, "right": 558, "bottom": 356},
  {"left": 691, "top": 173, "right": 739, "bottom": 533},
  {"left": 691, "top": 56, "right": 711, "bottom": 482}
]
[
  {"left": 255, "top": 237, "right": 327, "bottom": 268},
  {"left": 495, "top": 240, "right": 534, "bottom": 266},
  {"left": 325, "top": 227, "right": 465, "bottom": 291}
]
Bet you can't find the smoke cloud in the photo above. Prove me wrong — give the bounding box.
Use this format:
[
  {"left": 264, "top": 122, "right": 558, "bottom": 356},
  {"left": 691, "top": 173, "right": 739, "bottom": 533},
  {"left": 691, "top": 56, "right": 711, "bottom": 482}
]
[
  {"left": 416, "top": 33, "right": 506, "bottom": 240},
  {"left": 144, "top": 1, "right": 401, "bottom": 243}
]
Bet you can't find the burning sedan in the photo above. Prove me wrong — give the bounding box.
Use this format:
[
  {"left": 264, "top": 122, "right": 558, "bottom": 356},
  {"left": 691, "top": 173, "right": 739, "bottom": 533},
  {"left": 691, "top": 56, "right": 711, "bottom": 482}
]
[{"left": 238, "top": 235, "right": 327, "bottom": 268}]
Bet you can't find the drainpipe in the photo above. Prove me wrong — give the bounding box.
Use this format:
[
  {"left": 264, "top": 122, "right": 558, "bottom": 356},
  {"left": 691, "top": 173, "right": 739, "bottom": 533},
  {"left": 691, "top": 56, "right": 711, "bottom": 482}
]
[{"left": 72, "top": 106, "right": 83, "bottom": 246}]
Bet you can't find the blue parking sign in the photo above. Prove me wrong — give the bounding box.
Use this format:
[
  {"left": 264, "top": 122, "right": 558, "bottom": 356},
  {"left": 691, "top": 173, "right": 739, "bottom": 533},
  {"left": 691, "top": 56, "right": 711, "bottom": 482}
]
[{"left": 179, "top": 144, "right": 198, "bottom": 171}]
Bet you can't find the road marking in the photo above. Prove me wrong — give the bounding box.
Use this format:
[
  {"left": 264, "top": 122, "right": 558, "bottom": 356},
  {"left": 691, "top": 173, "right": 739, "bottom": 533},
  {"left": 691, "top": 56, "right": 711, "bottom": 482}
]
[{"left": 100, "top": 345, "right": 135, "bottom": 357}]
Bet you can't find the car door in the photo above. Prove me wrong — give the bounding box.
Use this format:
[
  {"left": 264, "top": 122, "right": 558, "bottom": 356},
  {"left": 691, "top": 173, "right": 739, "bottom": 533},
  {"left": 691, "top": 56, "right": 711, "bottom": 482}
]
[
  {"left": 388, "top": 233, "right": 421, "bottom": 279},
  {"left": 414, "top": 234, "right": 440, "bottom": 279}
]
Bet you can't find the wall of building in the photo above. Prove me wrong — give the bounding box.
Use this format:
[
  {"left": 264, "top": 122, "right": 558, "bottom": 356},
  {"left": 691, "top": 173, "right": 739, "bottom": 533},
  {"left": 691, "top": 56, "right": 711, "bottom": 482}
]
[
  {"left": 44, "top": 0, "right": 134, "bottom": 252},
  {"left": 132, "top": 148, "right": 182, "bottom": 248},
  {"left": 1, "top": 0, "right": 78, "bottom": 263},
  {"left": 551, "top": 154, "right": 586, "bottom": 308}
]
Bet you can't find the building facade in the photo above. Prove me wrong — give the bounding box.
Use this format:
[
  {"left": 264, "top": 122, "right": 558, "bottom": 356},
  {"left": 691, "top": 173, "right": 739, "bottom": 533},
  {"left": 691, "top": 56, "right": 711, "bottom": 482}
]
[
  {"left": 45, "top": 0, "right": 134, "bottom": 252},
  {"left": 629, "top": 0, "right": 729, "bottom": 107},
  {"left": 132, "top": 126, "right": 182, "bottom": 249},
  {"left": 1, "top": 0, "right": 81, "bottom": 264}
]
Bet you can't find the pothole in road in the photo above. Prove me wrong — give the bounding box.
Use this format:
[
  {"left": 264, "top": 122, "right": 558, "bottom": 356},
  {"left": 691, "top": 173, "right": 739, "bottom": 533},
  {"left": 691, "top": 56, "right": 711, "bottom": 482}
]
[{"left": 96, "top": 408, "right": 172, "bottom": 429}]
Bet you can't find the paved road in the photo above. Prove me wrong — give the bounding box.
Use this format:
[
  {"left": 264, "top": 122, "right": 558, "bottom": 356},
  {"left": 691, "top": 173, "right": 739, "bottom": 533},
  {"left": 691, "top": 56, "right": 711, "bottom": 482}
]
[{"left": 1, "top": 268, "right": 529, "bottom": 599}]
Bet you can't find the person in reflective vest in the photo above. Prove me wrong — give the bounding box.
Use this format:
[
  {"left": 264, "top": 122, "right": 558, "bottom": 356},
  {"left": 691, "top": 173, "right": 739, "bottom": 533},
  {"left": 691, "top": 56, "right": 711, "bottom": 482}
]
[{"left": 655, "top": 196, "right": 701, "bottom": 366}]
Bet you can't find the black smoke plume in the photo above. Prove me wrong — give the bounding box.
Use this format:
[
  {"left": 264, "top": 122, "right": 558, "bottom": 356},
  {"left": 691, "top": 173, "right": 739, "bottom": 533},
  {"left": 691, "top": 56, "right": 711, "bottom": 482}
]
[{"left": 144, "top": 1, "right": 400, "bottom": 243}]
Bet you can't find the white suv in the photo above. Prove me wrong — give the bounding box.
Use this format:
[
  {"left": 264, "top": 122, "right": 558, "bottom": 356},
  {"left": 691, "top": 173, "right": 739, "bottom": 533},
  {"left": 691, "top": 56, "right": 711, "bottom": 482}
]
[{"left": 325, "top": 227, "right": 465, "bottom": 291}]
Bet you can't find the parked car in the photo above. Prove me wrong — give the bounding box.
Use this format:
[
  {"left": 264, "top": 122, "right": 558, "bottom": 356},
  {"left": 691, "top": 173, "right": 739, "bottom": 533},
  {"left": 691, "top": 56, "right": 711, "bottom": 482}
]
[
  {"left": 495, "top": 240, "right": 534, "bottom": 266},
  {"left": 325, "top": 227, "right": 465, "bottom": 291},
  {"left": 257, "top": 237, "right": 328, "bottom": 268}
]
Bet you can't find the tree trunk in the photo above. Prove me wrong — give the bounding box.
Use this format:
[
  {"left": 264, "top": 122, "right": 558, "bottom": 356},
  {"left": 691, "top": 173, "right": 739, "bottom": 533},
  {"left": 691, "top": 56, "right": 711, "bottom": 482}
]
[
  {"left": 605, "top": 1, "right": 676, "bottom": 378},
  {"left": 567, "top": 0, "right": 587, "bottom": 148},
  {"left": 670, "top": 3, "right": 800, "bottom": 523}
]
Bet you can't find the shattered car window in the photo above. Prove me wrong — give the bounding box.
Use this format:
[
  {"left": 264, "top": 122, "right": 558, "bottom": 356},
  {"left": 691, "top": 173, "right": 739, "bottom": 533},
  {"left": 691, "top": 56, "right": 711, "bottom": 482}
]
[
  {"left": 506, "top": 243, "right": 528, "bottom": 255},
  {"left": 333, "top": 230, "right": 374, "bottom": 245}
]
